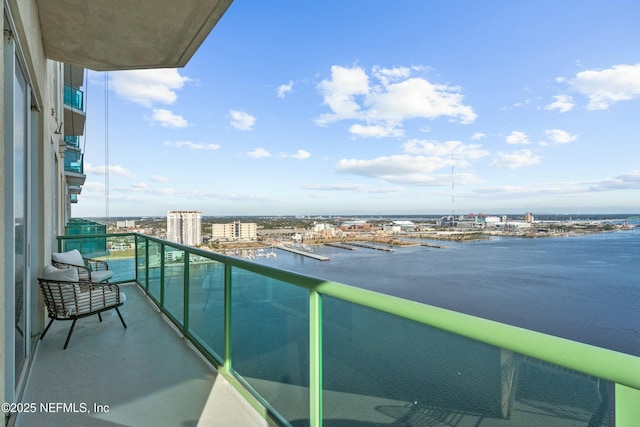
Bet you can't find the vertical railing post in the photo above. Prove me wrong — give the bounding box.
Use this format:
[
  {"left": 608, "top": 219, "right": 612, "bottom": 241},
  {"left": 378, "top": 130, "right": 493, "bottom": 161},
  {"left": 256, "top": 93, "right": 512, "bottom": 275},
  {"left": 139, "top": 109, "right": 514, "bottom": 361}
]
[
  {"left": 616, "top": 383, "right": 640, "bottom": 426},
  {"left": 223, "top": 263, "right": 233, "bottom": 374},
  {"left": 134, "top": 235, "right": 139, "bottom": 285},
  {"left": 160, "top": 244, "right": 165, "bottom": 307},
  {"left": 309, "top": 290, "right": 323, "bottom": 427},
  {"left": 144, "top": 236, "right": 150, "bottom": 291},
  {"left": 183, "top": 252, "right": 190, "bottom": 332}
]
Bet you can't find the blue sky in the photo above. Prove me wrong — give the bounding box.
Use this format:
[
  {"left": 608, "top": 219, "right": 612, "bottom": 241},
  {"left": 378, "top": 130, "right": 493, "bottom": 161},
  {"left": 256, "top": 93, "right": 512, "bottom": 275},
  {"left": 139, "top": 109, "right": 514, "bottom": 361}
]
[{"left": 74, "top": 1, "right": 640, "bottom": 217}]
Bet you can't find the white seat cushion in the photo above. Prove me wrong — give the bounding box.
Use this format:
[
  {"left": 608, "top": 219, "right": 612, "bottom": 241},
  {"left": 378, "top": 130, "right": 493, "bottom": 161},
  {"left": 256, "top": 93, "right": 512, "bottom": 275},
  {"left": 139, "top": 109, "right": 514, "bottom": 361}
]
[
  {"left": 90, "top": 270, "right": 114, "bottom": 283},
  {"left": 43, "top": 264, "right": 79, "bottom": 282},
  {"left": 74, "top": 288, "right": 125, "bottom": 315},
  {"left": 52, "top": 249, "right": 85, "bottom": 267}
]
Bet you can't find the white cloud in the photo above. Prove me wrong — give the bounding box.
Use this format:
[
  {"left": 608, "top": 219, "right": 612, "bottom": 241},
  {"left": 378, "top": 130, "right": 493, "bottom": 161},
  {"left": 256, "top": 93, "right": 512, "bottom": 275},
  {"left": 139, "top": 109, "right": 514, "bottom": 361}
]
[
  {"left": 506, "top": 131, "right": 532, "bottom": 145},
  {"left": 81, "top": 181, "right": 106, "bottom": 194},
  {"left": 545, "top": 94, "right": 574, "bottom": 113},
  {"left": 402, "top": 139, "right": 489, "bottom": 161},
  {"left": 316, "top": 65, "right": 370, "bottom": 124},
  {"left": 544, "top": 129, "right": 578, "bottom": 145},
  {"left": 246, "top": 148, "right": 270, "bottom": 158},
  {"left": 471, "top": 132, "right": 486, "bottom": 140},
  {"left": 151, "top": 175, "right": 170, "bottom": 183},
  {"left": 230, "top": 110, "right": 257, "bottom": 130},
  {"left": 84, "top": 163, "right": 135, "bottom": 178},
  {"left": 286, "top": 149, "right": 311, "bottom": 159},
  {"left": 371, "top": 65, "right": 412, "bottom": 86},
  {"left": 150, "top": 109, "right": 188, "bottom": 128},
  {"left": 114, "top": 185, "right": 179, "bottom": 195},
  {"left": 316, "top": 65, "right": 476, "bottom": 135},
  {"left": 277, "top": 80, "right": 293, "bottom": 98},
  {"left": 335, "top": 154, "right": 482, "bottom": 186},
  {"left": 588, "top": 170, "right": 640, "bottom": 191},
  {"left": 109, "top": 69, "right": 191, "bottom": 107},
  {"left": 164, "top": 140, "right": 221, "bottom": 150},
  {"left": 349, "top": 124, "right": 404, "bottom": 138},
  {"left": 489, "top": 149, "right": 541, "bottom": 169},
  {"left": 304, "top": 183, "right": 401, "bottom": 193},
  {"left": 570, "top": 63, "right": 640, "bottom": 110},
  {"left": 474, "top": 170, "right": 640, "bottom": 196}
]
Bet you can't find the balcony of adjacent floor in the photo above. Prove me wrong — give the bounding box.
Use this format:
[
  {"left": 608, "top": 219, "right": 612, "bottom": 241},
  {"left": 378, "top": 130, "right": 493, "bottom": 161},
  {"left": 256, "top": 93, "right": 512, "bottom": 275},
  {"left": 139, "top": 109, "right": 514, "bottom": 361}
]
[
  {"left": 16, "top": 282, "right": 268, "bottom": 427},
  {"left": 64, "top": 149, "right": 86, "bottom": 187},
  {"left": 63, "top": 84, "right": 86, "bottom": 137}
]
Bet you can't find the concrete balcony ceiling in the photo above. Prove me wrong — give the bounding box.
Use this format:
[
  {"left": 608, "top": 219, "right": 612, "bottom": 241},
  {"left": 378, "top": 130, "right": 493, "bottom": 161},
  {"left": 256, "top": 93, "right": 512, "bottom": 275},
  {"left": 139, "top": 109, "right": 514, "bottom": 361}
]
[
  {"left": 63, "top": 106, "right": 85, "bottom": 136},
  {"left": 36, "top": 0, "right": 233, "bottom": 71}
]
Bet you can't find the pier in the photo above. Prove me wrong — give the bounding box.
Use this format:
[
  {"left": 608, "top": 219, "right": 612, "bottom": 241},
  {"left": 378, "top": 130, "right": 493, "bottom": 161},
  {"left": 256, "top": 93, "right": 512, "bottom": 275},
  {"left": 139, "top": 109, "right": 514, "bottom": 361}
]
[
  {"left": 276, "top": 245, "right": 330, "bottom": 261},
  {"left": 420, "top": 243, "right": 446, "bottom": 249},
  {"left": 324, "top": 243, "right": 356, "bottom": 250},
  {"left": 343, "top": 242, "right": 395, "bottom": 252}
]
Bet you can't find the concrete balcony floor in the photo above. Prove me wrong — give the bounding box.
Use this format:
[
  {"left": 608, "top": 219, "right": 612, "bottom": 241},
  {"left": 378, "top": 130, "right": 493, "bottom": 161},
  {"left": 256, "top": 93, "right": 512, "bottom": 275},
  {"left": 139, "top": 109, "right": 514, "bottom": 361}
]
[{"left": 16, "top": 283, "right": 268, "bottom": 427}]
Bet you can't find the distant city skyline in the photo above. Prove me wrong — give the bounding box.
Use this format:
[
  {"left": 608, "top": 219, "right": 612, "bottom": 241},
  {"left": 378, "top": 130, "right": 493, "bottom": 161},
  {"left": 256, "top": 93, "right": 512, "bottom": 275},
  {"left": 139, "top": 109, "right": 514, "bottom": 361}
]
[{"left": 73, "top": 1, "right": 640, "bottom": 217}]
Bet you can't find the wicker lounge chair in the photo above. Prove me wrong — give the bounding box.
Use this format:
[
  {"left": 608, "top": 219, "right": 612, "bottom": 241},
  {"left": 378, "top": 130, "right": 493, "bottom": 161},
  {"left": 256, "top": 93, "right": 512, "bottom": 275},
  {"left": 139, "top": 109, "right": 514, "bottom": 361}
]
[
  {"left": 52, "top": 249, "right": 114, "bottom": 283},
  {"left": 39, "top": 264, "right": 126, "bottom": 349}
]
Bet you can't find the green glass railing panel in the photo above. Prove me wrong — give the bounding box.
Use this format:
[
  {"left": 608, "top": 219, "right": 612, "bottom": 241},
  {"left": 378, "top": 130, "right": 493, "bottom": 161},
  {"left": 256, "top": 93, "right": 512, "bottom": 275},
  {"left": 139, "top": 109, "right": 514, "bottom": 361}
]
[
  {"left": 64, "top": 84, "right": 84, "bottom": 110},
  {"left": 64, "top": 135, "right": 80, "bottom": 148},
  {"left": 164, "top": 248, "right": 185, "bottom": 322},
  {"left": 231, "top": 267, "right": 310, "bottom": 424},
  {"left": 59, "top": 235, "right": 108, "bottom": 258},
  {"left": 187, "top": 259, "right": 225, "bottom": 361},
  {"left": 64, "top": 151, "right": 83, "bottom": 174},
  {"left": 135, "top": 235, "right": 147, "bottom": 287},
  {"left": 146, "top": 240, "right": 163, "bottom": 301},
  {"left": 104, "top": 234, "right": 136, "bottom": 283},
  {"left": 322, "top": 296, "right": 611, "bottom": 426}
]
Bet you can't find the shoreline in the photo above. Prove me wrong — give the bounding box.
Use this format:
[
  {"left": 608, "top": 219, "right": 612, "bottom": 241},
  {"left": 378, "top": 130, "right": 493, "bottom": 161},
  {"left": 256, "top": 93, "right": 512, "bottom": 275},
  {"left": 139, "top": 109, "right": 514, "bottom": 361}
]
[{"left": 99, "top": 226, "right": 635, "bottom": 260}]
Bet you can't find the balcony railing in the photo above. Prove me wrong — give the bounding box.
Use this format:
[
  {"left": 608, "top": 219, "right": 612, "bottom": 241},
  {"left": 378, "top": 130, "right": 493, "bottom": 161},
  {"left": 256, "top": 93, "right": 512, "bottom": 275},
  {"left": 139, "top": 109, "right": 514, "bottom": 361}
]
[
  {"left": 63, "top": 149, "right": 83, "bottom": 175},
  {"left": 57, "top": 232, "right": 640, "bottom": 427},
  {"left": 63, "top": 84, "right": 84, "bottom": 111},
  {"left": 64, "top": 135, "right": 80, "bottom": 149}
]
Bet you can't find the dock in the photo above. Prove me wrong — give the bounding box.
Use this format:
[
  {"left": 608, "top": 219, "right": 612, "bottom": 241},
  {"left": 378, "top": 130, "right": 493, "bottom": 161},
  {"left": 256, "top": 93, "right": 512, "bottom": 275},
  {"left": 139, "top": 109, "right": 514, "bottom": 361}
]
[
  {"left": 276, "top": 245, "right": 330, "bottom": 261},
  {"left": 343, "top": 242, "right": 395, "bottom": 252},
  {"left": 420, "top": 243, "right": 446, "bottom": 249},
  {"left": 324, "top": 243, "right": 356, "bottom": 250}
]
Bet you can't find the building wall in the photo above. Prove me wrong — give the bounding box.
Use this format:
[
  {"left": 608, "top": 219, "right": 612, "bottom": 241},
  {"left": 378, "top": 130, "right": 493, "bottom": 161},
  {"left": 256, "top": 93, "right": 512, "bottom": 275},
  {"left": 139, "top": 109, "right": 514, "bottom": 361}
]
[{"left": 2, "top": 0, "right": 65, "bottom": 408}]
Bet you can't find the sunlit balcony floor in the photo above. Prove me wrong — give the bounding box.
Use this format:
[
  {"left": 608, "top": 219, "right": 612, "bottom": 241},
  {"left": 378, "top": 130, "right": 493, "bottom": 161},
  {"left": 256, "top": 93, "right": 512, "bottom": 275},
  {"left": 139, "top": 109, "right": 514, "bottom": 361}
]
[{"left": 16, "top": 283, "right": 268, "bottom": 427}]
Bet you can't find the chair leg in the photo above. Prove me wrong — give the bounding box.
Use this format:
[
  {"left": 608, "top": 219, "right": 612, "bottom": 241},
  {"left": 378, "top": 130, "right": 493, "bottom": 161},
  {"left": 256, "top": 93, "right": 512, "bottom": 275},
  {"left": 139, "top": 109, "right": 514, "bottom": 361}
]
[
  {"left": 40, "top": 318, "right": 55, "bottom": 340},
  {"left": 98, "top": 313, "right": 103, "bottom": 322},
  {"left": 115, "top": 307, "right": 127, "bottom": 329},
  {"left": 63, "top": 319, "right": 78, "bottom": 350}
]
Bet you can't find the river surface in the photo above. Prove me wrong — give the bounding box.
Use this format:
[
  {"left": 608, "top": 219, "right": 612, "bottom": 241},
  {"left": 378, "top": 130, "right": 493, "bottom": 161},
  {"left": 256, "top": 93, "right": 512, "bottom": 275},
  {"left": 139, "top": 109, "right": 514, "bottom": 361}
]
[
  {"left": 110, "top": 227, "right": 639, "bottom": 356},
  {"left": 250, "top": 228, "right": 640, "bottom": 356}
]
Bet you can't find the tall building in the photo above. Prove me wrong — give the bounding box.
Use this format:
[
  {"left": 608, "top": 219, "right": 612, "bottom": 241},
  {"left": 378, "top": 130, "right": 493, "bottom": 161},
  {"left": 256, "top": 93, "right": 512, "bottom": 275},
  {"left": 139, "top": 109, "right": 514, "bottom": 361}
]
[
  {"left": 167, "top": 210, "right": 203, "bottom": 246},
  {"left": 1, "top": 0, "right": 231, "bottom": 412}
]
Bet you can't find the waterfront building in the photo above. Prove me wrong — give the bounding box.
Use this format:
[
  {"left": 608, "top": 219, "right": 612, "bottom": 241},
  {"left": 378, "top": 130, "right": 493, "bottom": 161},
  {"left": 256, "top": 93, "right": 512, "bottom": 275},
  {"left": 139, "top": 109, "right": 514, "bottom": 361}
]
[
  {"left": 211, "top": 221, "right": 258, "bottom": 240},
  {"left": 383, "top": 220, "right": 416, "bottom": 233},
  {"left": 167, "top": 210, "right": 203, "bottom": 246},
  {"left": 339, "top": 220, "right": 371, "bottom": 231},
  {"left": 116, "top": 219, "right": 137, "bottom": 229},
  {"left": 312, "top": 222, "right": 339, "bottom": 239}
]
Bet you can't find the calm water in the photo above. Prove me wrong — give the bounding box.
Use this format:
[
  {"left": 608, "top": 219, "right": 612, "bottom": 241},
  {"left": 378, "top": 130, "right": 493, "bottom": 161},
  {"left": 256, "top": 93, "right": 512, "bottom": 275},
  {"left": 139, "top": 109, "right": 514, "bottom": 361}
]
[{"left": 252, "top": 228, "right": 640, "bottom": 356}]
